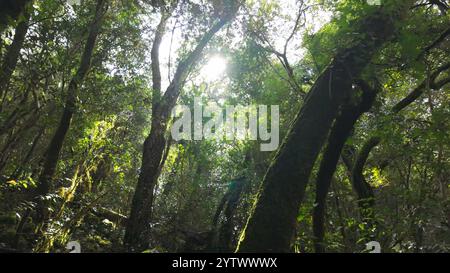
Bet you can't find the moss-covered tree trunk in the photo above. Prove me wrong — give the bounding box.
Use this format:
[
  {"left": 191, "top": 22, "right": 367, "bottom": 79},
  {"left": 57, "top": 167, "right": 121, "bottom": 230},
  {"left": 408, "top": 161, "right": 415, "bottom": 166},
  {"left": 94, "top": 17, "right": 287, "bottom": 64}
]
[
  {"left": 236, "top": 1, "right": 415, "bottom": 253},
  {"left": 313, "top": 81, "right": 378, "bottom": 253},
  {"left": 34, "top": 0, "right": 107, "bottom": 235}
]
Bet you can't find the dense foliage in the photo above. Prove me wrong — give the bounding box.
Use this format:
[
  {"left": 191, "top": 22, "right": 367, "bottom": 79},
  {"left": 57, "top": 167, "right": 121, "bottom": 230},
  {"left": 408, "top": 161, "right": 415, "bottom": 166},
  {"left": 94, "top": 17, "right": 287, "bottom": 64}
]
[{"left": 0, "top": 0, "right": 448, "bottom": 253}]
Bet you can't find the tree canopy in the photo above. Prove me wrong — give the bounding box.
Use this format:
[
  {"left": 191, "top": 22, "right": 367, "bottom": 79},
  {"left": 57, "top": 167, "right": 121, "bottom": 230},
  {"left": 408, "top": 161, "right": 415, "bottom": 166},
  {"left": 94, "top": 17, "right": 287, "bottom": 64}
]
[{"left": 0, "top": 0, "right": 448, "bottom": 253}]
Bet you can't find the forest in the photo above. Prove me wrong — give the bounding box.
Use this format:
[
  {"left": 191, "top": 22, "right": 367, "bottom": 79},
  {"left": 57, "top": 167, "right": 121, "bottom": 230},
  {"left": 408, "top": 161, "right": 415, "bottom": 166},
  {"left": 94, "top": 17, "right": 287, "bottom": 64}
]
[{"left": 0, "top": 0, "right": 449, "bottom": 254}]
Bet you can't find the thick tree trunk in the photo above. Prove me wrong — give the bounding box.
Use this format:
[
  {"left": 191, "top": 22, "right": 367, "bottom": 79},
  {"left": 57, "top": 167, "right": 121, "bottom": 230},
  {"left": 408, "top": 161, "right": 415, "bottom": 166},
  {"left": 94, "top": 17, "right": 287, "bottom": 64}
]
[
  {"left": 0, "top": 8, "right": 31, "bottom": 101},
  {"left": 313, "top": 81, "right": 378, "bottom": 253},
  {"left": 236, "top": 1, "right": 415, "bottom": 253},
  {"left": 124, "top": 12, "right": 236, "bottom": 251},
  {"left": 34, "top": 0, "right": 107, "bottom": 227}
]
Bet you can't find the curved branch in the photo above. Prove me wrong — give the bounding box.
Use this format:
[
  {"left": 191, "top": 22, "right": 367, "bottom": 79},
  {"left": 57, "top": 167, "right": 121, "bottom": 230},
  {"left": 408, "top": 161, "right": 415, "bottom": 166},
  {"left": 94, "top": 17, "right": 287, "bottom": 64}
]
[
  {"left": 351, "top": 136, "right": 380, "bottom": 240},
  {"left": 393, "top": 62, "right": 450, "bottom": 113},
  {"left": 418, "top": 27, "right": 450, "bottom": 58}
]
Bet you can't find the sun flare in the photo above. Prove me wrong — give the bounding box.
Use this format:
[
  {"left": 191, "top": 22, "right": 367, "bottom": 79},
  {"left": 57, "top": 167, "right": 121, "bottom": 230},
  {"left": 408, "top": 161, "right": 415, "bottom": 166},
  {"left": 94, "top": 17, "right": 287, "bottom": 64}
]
[{"left": 200, "top": 56, "right": 227, "bottom": 82}]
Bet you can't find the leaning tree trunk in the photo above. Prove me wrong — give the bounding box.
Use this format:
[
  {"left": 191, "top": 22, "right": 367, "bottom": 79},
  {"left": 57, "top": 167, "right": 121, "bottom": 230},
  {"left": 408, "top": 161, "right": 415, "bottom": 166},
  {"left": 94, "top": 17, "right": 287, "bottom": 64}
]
[
  {"left": 236, "top": 1, "right": 415, "bottom": 253},
  {"left": 34, "top": 0, "right": 107, "bottom": 233},
  {"left": 124, "top": 10, "right": 237, "bottom": 251},
  {"left": 313, "top": 80, "right": 378, "bottom": 253},
  {"left": 0, "top": 8, "right": 31, "bottom": 103}
]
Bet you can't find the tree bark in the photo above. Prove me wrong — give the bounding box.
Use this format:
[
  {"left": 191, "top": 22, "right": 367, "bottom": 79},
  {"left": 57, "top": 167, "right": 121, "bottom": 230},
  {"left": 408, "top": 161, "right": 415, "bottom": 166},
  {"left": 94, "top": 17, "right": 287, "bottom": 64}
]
[
  {"left": 124, "top": 11, "right": 236, "bottom": 251},
  {"left": 313, "top": 81, "right": 378, "bottom": 253},
  {"left": 0, "top": 8, "right": 31, "bottom": 101},
  {"left": 236, "top": 1, "right": 415, "bottom": 253}
]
